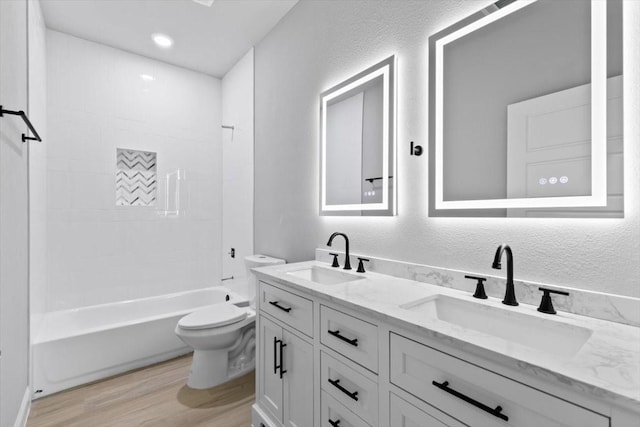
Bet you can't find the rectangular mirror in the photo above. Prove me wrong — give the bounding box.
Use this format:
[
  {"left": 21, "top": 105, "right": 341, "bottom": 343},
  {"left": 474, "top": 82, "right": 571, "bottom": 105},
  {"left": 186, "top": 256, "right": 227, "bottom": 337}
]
[
  {"left": 320, "top": 55, "right": 396, "bottom": 216},
  {"left": 429, "top": 0, "right": 623, "bottom": 217}
]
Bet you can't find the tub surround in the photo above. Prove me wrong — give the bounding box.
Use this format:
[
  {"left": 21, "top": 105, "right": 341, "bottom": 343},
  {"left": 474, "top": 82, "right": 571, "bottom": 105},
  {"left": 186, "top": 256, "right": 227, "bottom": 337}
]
[
  {"left": 253, "top": 258, "right": 640, "bottom": 413},
  {"left": 45, "top": 29, "right": 223, "bottom": 312}
]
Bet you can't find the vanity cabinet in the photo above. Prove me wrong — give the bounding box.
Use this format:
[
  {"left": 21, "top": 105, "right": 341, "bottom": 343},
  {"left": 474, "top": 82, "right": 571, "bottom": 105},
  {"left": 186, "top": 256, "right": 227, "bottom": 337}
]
[
  {"left": 254, "top": 282, "right": 314, "bottom": 427},
  {"left": 253, "top": 274, "right": 635, "bottom": 427}
]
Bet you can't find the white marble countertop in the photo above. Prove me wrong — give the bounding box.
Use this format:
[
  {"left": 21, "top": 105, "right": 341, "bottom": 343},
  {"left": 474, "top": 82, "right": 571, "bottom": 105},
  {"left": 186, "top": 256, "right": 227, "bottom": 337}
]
[{"left": 254, "top": 260, "right": 640, "bottom": 412}]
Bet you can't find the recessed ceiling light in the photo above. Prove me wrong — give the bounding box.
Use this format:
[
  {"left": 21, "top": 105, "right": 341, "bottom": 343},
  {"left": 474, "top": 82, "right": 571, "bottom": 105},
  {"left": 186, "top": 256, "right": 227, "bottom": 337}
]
[
  {"left": 151, "top": 33, "right": 173, "bottom": 49},
  {"left": 140, "top": 74, "right": 155, "bottom": 81},
  {"left": 192, "top": 0, "right": 215, "bottom": 6}
]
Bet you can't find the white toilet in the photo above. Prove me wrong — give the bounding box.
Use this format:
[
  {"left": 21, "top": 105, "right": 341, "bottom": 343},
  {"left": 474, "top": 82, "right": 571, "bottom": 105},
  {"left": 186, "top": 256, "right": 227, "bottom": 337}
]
[{"left": 175, "top": 254, "right": 285, "bottom": 389}]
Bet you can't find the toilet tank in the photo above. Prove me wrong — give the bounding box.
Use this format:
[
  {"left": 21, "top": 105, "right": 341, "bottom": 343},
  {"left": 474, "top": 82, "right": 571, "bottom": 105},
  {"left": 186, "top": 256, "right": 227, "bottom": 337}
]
[{"left": 245, "top": 255, "right": 286, "bottom": 306}]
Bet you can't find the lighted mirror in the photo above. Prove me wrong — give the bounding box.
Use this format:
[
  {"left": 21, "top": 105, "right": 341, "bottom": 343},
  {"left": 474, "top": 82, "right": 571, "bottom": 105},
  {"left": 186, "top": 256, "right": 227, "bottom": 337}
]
[
  {"left": 320, "top": 55, "right": 396, "bottom": 216},
  {"left": 429, "top": 0, "right": 623, "bottom": 217}
]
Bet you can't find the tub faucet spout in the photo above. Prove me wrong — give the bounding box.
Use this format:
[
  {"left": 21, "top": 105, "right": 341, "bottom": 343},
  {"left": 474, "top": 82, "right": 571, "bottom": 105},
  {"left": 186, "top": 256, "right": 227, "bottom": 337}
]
[{"left": 327, "top": 232, "right": 351, "bottom": 270}]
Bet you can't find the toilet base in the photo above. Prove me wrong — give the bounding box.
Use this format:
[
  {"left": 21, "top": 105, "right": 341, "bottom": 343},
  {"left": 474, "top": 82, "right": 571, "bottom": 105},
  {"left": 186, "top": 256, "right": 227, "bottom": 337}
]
[
  {"left": 187, "top": 349, "right": 230, "bottom": 389},
  {"left": 186, "top": 338, "right": 256, "bottom": 390},
  {"left": 177, "top": 312, "right": 257, "bottom": 390}
]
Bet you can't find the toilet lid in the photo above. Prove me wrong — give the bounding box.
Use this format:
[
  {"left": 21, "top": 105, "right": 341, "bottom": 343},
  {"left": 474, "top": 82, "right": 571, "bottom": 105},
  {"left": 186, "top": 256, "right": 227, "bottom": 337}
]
[{"left": 178, "top": 303, "right": 248, "bottom": 330}]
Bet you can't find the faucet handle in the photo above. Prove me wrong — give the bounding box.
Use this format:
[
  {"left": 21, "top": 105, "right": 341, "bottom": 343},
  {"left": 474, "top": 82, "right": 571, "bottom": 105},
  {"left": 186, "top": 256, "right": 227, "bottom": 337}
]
[
  {"left": 356, "top": 257, "right": 370, "bottom": 273},
  {"left": 329, "top": 253, "right": 340, "bottom": 268},
  {"left": 465, "top": 275, "right": 488, "bottom": 299},
  {"left": 537, "top": 287, "right": 569, "bottom": 315}
]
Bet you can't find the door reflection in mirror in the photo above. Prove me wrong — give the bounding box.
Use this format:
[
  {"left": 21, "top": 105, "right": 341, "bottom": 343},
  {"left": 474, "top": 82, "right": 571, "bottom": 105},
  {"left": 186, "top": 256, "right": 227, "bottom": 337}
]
[{"left": 429, "top": 0, "right": 623, "bottom": 217}]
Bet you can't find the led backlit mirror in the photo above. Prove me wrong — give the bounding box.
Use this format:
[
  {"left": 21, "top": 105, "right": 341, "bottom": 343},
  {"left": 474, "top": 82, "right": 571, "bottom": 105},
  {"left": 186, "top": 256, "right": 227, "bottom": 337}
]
[
  {"left": 429, "top": 0, "right": 623, "bottom": 217},
  {"left": 320, "top": 55, "right": 396, "bottom": 216}
]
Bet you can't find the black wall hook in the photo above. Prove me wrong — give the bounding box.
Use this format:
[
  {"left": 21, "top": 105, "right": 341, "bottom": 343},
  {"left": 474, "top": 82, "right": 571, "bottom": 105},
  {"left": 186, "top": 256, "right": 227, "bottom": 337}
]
[{"left": 410, "top": 141, "right": 422, "bottom": 156}]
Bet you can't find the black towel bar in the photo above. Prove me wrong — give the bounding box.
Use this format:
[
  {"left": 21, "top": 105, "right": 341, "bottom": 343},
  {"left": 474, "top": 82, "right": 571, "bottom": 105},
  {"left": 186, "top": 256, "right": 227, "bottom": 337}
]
[
  {"left": 0, "top": 105, "right": 42, "bottom": 142},
  {"left": 364, "top": 175, "right": 393, "bottom": 183}
]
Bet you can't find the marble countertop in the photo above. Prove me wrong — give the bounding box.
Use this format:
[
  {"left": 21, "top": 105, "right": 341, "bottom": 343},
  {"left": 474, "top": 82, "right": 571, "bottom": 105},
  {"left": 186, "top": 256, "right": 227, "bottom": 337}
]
[{"left": 254, "top": 260, "right": 640, "bottom": 411}]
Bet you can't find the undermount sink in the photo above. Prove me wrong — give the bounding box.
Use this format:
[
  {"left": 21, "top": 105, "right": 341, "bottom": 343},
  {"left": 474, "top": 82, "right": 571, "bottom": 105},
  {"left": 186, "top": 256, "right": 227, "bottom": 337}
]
[
  {"left": 400, "top": 294, "right": 592, "bottom": 358},
  {"left": 287, "top": 266, "right": 363, "bottom": 286}
]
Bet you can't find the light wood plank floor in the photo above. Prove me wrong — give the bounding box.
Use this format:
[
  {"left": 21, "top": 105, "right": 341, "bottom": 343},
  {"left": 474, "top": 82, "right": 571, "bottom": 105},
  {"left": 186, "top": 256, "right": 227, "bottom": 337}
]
[{"left": 27, "top": 354, "right": 254, "bottom": 427}]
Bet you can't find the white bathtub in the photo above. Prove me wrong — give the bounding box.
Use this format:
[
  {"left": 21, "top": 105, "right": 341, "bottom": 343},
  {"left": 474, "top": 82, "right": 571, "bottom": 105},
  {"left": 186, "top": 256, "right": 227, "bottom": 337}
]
[{"left": 32, "top": 286, "right": 247, "bottom": 398}]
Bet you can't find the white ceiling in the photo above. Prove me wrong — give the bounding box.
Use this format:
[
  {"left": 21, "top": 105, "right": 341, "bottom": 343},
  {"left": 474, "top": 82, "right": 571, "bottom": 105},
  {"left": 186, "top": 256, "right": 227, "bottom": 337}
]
[{"left": 40, "top": 0, "right": 298, "bottom": 78}]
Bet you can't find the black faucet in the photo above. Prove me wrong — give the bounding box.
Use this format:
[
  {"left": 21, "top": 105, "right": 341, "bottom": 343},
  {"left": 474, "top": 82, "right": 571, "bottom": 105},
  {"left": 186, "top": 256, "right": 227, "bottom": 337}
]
[
  {"left": 327, "top": 232, "right": 351, "bottom": 270},
  {"left": 492, "top": 244, "right": 518, "bottom": 306}
]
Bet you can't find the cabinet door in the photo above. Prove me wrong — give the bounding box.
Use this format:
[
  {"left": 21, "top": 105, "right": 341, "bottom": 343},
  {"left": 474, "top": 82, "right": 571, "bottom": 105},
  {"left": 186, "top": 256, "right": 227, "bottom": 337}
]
[
  {"left": 283, "top": 329, "right": 314, "bottom": 427},
  {"left": 259, "top": 316, "right": 284, "bottom": 423}
]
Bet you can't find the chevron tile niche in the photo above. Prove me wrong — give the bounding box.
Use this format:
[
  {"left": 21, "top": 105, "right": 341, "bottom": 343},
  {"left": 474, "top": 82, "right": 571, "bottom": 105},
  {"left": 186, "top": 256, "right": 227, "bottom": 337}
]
[{"left": 116, "top": 149, "right": 157, "bottom": 206}]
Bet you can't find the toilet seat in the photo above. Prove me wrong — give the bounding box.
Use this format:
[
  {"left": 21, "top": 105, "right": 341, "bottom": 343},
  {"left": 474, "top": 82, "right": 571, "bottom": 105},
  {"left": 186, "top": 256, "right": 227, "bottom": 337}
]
[{"left": 178, "top": 303, "right": 248, "bottom": 330}]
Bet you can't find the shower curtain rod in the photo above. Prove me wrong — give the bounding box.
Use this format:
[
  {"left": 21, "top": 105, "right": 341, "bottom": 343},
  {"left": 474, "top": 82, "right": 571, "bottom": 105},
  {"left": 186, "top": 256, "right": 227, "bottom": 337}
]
[{"left": 0, "top": 105, "right": 42, "bottom": 142}]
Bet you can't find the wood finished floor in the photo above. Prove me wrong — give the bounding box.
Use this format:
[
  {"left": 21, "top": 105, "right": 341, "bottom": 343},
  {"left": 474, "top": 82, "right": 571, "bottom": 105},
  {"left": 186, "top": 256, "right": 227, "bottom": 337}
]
[{"left": 27, "top": 354, "right": 254, "bottom": 427}]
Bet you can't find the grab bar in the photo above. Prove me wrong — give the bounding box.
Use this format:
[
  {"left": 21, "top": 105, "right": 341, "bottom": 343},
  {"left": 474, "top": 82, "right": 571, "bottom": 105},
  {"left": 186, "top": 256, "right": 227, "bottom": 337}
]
[{"left": 0, "top": 105, "right": 42, "bottom": 142}]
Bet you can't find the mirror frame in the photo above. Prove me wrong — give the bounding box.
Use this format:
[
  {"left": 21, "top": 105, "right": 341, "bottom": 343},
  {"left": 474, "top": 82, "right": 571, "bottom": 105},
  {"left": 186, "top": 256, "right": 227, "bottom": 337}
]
[
  {"left": 320, "top": 55, "right": 397, "bottom": 215},
  {"left": 432, "top": 0, "right": 608, "bottom": 210}
]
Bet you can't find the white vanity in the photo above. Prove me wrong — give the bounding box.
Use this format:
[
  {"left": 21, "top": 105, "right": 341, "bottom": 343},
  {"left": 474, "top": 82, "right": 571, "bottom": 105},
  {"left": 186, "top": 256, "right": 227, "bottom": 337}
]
[{"left": 251, "top": 256, "right": 640, "bottom": 427}]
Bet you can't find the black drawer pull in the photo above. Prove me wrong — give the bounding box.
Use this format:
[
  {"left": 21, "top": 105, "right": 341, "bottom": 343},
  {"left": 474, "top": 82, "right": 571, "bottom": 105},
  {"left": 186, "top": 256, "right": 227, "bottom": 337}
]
[
  {"left": 329, "top": 419, "right": 341, "bottom": 427},
  {"left": 328, "top": 329, "right": 358, "bottom": 347},
  {"left": 328, "top": 378, "right": 359, "bottom": 401},
  {"left": 432, "top": 380, "right": 508, "bottom": 422},
  {"left": 269, "top": 300, "right": 292, "bottom": 312}
]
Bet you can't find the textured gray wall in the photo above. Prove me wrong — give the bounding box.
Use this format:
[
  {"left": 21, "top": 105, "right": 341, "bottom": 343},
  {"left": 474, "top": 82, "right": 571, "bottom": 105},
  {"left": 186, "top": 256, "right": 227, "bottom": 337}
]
[{"left": 254, "top": 0, "right": 640, "bottom": 298}]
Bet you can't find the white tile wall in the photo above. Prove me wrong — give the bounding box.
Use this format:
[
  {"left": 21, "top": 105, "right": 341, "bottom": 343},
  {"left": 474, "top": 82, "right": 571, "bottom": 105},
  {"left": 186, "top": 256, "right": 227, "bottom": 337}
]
[
  {"left": 221, "top": 49, "right": 255, "bottom": 288},
  {"left": 46, "top": 30, "right": 222, "bottom": 311}
]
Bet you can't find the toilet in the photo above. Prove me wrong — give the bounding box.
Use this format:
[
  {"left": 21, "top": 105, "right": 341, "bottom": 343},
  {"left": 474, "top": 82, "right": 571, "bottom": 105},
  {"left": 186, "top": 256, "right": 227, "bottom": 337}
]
[{"left": 175, "top": 254, "right": 285, "bottom": 389}]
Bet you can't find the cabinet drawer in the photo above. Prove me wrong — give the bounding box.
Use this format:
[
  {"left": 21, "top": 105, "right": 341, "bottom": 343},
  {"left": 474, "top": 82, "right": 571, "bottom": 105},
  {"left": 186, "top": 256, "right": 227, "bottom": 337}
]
[
  {"left": 390, "top": 333, "right": 609, "bottom": 427},
  {"left": 320, "top": 305, "right": 378, "bottom": 372},
  {"left": 389, "top": 393, "right": 467, "bottom": 427},
  {"left": 322, "top": 391, "right": 370, "bottom": 427},
  {"left": 259, "top": 281, "right": 313, "bottom": 337},
  {"left": 321, "top": 351, "right": 378, "bottom": 426}
]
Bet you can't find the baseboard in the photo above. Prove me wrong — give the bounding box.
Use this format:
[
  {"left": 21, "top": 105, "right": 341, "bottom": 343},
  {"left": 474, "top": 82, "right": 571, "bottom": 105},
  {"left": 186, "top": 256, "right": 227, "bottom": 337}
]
[{"left": 13, "top": 386, "right": 31, "bottom": 427}]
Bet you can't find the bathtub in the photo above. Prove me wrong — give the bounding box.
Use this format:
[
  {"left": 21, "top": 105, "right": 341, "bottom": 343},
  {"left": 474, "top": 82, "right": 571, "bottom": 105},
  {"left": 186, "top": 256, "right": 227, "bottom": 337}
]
[{"left": 32, "top": 286, "right": 247, "bottom": 398}]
